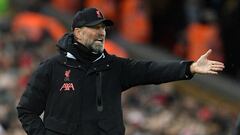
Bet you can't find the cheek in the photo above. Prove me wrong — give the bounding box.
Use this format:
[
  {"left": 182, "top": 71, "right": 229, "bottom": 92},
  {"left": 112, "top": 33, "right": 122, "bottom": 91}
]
[
  {"left": 84, "top": 34, "right": 96, "bottom": 44},
  {"left": 85, "top": 31, "right": 96, "bottom": 39},
  {"left": 80, "top": 33, "right": 90, "bottom": 41}
]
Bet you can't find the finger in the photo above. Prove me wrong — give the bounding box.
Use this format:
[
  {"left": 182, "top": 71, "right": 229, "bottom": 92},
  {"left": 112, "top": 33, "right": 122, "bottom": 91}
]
[
  {"left": 211, "top": 67, "right": 224, "bottom": 71},
  {"left": 212, "top": 64, "right": 225, "bottom": 68},
  {"left": 202, "top": 49, "right": 212, "bottom": 58},
  {"left": 210, "top": 60, "right": 224, "bottom": 66},
  {"left": 207, "top": 70, "right": 218, "bottom": 74}
]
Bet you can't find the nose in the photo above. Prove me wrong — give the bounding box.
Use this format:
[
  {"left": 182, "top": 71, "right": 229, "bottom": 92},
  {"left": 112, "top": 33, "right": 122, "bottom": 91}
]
[{"left": 98, "top": 28, "right": 106, "bottom": 37}]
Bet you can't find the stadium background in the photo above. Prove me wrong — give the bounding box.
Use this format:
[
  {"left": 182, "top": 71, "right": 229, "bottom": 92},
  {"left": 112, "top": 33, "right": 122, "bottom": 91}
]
[{"left": 0, "top": 0, "right": 239, "bottom": 135}]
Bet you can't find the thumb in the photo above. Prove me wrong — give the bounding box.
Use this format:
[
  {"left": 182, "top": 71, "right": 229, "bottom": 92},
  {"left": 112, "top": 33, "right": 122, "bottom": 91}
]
[{"left": 202, "top": 49, "right": 212, "bottom": 58}]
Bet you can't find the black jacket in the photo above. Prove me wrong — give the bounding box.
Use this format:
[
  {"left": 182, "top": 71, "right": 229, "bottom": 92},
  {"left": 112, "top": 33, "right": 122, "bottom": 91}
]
[{"left": 17, "top": 33, "right": 194, "bottom": 135}]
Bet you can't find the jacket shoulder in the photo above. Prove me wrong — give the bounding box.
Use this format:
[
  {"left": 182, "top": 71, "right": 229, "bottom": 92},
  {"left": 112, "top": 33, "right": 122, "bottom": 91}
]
[
  {"left": 106, "top": 53, "right": 130, "bottom": 62},
  {"left": 39, "top": 54, "right": 62, "bottom": 65},
  {"left": 35, "top": 54, "right": 63, "bottom": 74}
]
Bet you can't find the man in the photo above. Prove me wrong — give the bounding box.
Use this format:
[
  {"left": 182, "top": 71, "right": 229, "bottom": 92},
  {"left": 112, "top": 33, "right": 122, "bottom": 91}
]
[{"left": 17, "top": 8, "right": 224, "bottom": 135}]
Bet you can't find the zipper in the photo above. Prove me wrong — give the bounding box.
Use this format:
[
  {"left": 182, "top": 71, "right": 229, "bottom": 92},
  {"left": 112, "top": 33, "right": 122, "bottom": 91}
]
[{"left": 96, "top": 72, "right": 103, "bottom": 112}]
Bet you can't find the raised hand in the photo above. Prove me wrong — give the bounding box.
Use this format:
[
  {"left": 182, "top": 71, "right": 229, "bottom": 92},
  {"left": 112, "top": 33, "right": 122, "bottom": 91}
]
[{"left": 190, "top": 49, "right": 225, "bottom": 74}]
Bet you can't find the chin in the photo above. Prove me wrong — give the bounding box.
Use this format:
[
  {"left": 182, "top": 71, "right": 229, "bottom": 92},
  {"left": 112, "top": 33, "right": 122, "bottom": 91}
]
[
  {"left": 94, "top": 44, "right": 103, "bottom": 50},
  {"left": 91, "top": 47, "right": 103, "bottom": 54}
]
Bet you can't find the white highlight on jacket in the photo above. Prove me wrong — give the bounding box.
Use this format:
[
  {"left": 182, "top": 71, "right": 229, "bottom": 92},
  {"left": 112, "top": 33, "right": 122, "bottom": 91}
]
[{"left": 66, "top": 52, "right": 105, "bottom": 62}]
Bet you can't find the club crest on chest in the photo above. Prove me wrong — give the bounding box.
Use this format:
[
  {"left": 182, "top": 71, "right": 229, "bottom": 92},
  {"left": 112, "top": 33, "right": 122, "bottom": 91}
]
[
  {"left": 60, "top": 69, "right": 75, "bottom": 91},
  {"left": 64, "top": 69, "right": 71, "bottom": 82}
]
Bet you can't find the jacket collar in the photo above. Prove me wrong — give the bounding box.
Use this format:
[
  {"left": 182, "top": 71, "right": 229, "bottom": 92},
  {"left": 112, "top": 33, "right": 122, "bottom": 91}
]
[
  {"left": 66, "top": 52, "right": 106, "bottom": 63},
  {"left": 66, "top": 52, "right": 76, "bottom": 59},
  {"left": 57, "top": 51, "right": 114, "bottom": 74},
  {"left": 57, "top": 32, "right": 106, "bottom": 63},
  {"left": 57, "top": 32, "right": 115, "bottom": 73}
]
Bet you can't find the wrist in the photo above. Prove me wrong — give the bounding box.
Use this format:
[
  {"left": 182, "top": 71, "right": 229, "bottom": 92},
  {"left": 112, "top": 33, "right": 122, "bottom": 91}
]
[{"left": 190, "top": 62, "right": 197, "bottom": 74}]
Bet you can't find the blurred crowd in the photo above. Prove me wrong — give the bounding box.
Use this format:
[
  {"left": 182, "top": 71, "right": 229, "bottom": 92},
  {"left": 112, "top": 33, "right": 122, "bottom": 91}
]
[
  {"left": 0, "top": 0, "right": 239, "bottom": 135},
  {"left": 123, "top": 84, "right": 235, "bottom": 135}
]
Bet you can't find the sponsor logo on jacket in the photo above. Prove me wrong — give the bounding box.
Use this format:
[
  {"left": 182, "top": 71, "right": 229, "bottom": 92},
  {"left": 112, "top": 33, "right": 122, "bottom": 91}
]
[{"left": 60, "top": 70, "right": 75, "bottom": 91}]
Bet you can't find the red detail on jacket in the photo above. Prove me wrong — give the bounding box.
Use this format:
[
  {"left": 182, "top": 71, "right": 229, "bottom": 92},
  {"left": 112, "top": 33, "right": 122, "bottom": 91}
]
[
  {"left": 60, "top": 83, "right": 75, "bottom": 91},
  {"left": 65, "top": 70, "right": 71, "bottom": 78}
]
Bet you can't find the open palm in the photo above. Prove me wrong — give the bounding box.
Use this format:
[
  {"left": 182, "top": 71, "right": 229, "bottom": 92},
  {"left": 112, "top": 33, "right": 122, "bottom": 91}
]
[{"left": 191, "top": 49, "right": 225, "bottom": 74}]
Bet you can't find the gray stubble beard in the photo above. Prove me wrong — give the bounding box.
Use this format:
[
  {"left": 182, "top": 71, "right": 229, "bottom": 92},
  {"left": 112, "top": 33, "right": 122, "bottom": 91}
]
[{"left": 88, "top": 42, "right": 104, "bottom": 54}]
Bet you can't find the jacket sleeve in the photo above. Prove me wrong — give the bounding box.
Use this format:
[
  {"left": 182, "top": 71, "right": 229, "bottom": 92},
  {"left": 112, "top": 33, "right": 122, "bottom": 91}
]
[
  {"left": 120, "top": 58, "right": 194, "bottom": 90},
  {"left": 17, "top": 61, "right": 50, "bottom": 135}
]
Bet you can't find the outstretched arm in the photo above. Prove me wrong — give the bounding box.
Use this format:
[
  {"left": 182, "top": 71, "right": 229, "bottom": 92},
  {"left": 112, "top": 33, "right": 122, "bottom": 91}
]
[{"left": 190, "top": 49, "right": 225, "bottom": 74}]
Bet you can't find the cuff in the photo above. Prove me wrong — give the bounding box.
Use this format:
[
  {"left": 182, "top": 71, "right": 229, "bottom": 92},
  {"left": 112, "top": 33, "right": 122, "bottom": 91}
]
[{"left": 181, "top": 61, "right": 195, "bottom": 79}]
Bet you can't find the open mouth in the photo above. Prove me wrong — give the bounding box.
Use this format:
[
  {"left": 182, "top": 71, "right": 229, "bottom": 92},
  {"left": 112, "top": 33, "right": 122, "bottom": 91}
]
[{"left": 95, "top": 39, "right": 103, "bottom": 43}]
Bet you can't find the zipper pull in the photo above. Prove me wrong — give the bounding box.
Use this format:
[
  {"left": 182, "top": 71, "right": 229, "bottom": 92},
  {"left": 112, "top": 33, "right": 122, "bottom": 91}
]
[
  {"left": 97, "top": 97, "right": 103, "bottom": 111},
  {"left": 96, "top": 72, "right": 103, "bottom": 112}
]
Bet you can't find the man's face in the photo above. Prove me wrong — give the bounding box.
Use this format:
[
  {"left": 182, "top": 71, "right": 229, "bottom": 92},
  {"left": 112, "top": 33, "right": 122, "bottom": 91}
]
[{"left": 74, "top": 23, "right": 106, "bottom": 54}]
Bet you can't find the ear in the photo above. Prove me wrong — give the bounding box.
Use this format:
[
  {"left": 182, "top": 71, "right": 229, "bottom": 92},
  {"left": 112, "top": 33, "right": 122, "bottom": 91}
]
[
  {"left": 73, "top": 28, "right": 80, "bottom": 35},
  {"left": 73, "top": 28, "right": 82, "bottom": 40}
]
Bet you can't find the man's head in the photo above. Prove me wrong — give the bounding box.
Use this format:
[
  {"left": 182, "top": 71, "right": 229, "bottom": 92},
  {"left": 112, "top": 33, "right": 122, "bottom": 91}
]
[{"left": 72, "top": 8, "right": 113, "bottom": 54}]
